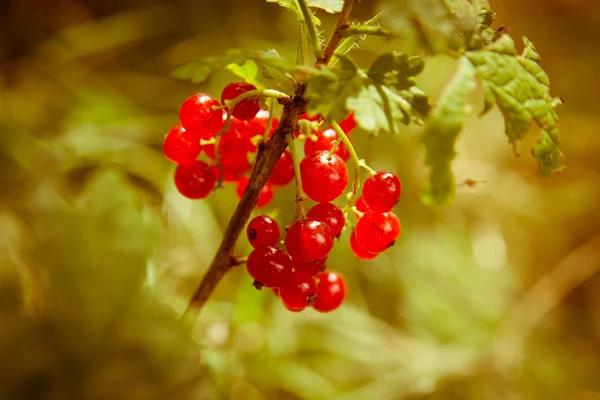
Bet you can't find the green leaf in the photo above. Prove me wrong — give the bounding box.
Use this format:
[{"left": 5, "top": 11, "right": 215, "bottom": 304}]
[
  {"left": 367, "top": 52, "right": 425, "bottom": 91},
  {"left": 466, "top": 35, "right": 564, "bottom": 175},
  {"left": 307, "top": 0, "right": 344, "bottom": 13},
  {"left": 226, "top": 59, "right": 270, "bottom": 89},
  {"left": 171, "top": 49, "right": 293, "bottom": 84},
  {"left": 305, "top": 57, "right": 361, "bottom": 122},
  {"left": 266, "top": 0, "right": 322, "bottom": 26},
  {"left": 420, "top": 57, "right": 476, "bottom": 205}
]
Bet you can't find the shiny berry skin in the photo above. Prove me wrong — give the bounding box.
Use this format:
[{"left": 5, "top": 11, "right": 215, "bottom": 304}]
[
  {"left": 355, "top": 211, "right": 401, "bottom": 253},
  {"left": 247, "top": 215, "right": 280, "bottom": 248},
  {"left": 279, "top": 271, "right": 317, "bottom": 311},
  {"left": 300, "top": 151, "right": 349, "bottom": 203},
  {"left": 174, "top": 160, "right": 215, "bottom": 199},
  {"left": 179, "top": 93, "right": 224, "bottom": 137},
  {"left": 246, "top": 246, "right": 292, "bottom": 289},
  {"left": 312, "top": 271, "right": 347, "bottom": 313},
  {"left": 349, "top": 230, "right": 379, "bottom": 260},
  {"left": 306, "top": 203, "right": 345, "bottom": 238},
  {"left": 292, "top": 257, "right": 327, "bottom": 276},
  {"left": 218, "top": 118, "right": 256, "bottom": 156},
  {"left": 162, "top": 124, "right": 202, "bottom": 164},
  {"left": 248, "top": 110, "right": 279, "bottom": 137},
  {"left": 236, "top": 178, "right": 274, "bottom": 208},
  {"left": 304, "top": 128, "right": 350, "bottom": 162},
  {"left": 221, "top": 82, "right": 260, "bottom": 121},
  {"left": 269, "top": 150, "right": 295, "bottom": 186},
  {"left": 362, "top": 171, "right": 402, "bottom": 213},
  {"left": 355, "top": 196, "right": 370, "bottom": 213},
  {"left": 220, "top": 155, "right": 250, "bottom": 181},
  {"left": 285, "top": 219, "right": 334, "bottom": 262}
]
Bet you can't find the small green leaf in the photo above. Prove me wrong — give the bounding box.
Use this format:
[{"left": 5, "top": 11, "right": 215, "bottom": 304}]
[
  {"left": 307, "top": 0, "right": 344, "bottom": 13},
  {"left": 266, "top": 0, "right": 322, "bottom": 26},
  {"left": 171, "top": 49, "right": 293, "bottom": 85},
  {"left": 305, "top": 57, "right": 361, "bottom": 122},
  {"left": 467, "top": 35, "right": 564, "bottom": 175},
  {"left": 420, "top": 57, "right": 476, "bottom": 205},
  {"left": 226, "top": 60, "right": 268, "bottom": 89},
  {"left": 367, "top": 52, "right": 425, "bottom": 91}
]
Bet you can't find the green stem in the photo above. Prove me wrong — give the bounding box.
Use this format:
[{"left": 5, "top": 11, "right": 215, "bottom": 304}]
[
  {"left": 263, "top": 98, "right": 276, "bottom": 143},
  {"left": 286, "top": 133, "right": 307, "bottom": 221},
  {"left": 331, "top": 120, "right": 360, "bottom": 205},
  {"left": 327, "top": 12, "right": 380, "bottom": 69},
  {"left": 338, "top": 25, "right": 396, "bottom": 38},
  {"left": 298, "top": 21, "right": 310, "bottom": 66},
  {"left": 297, "top": 0, "right": 323, "bottom": 59}
]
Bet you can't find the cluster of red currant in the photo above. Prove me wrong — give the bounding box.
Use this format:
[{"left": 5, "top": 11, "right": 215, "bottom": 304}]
[{"left": 162, "top": 81, "right": 403, "bottom": 313}]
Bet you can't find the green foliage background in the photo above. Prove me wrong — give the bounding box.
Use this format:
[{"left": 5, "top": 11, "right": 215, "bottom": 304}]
[{"left": 1, "top": 0, "right": 600, "bottom": 399}]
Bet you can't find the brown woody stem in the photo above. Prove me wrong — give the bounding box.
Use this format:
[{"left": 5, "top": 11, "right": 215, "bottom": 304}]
[{"left": 317, "top": 0, "right": 356, "bottom": 66}]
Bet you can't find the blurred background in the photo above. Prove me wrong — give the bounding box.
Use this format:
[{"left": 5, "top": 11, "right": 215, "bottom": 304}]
[{"left": 1, "top": 0, "right": 600, "bottom": 399}]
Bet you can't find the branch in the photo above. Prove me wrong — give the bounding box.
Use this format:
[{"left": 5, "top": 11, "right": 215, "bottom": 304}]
[
  {"left": 297, "top": 0, "right": 323, "bottom": 59},
  {"left": 318, "top": 0, "right": 356, "bottom": 66},
  {"left": 185, "top": 86, "right": 308, "bottom": 314},
  {"left": 338, "top": 25, "right": 397, "bottom": 38}
]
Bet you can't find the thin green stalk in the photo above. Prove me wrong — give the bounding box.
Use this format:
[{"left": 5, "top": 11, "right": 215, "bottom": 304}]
[
  {"left": 331, "top": 120, "right": 360, "bottom": 204},
  {"left": 263, "top": 98, "right": 276, "bottom": 143},
  {"left": 286, "top": 133, "right": 307, "bottom": 221},
  {"left": 338, "top": 25, "right": 396, "bottom": 38},
  {"left": 297, "top": 0, "right": 323, "bottom": 59},
  {"left": 297, "top": 21, "right": 310, "bottom": 66}
]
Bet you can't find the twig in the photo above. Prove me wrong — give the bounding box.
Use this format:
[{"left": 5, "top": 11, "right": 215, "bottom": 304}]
[
  {"left": 286, "top": 133, "right": 308, "bottom": 221},
  {"left": 185, "top": 86, "right": 308, "bottom": 314},
  {"left": 318, "top": 0, "right": 356, "bottom": 66},
  {"left": 297, "top": 0, "right": 323, "bottom": 59}
]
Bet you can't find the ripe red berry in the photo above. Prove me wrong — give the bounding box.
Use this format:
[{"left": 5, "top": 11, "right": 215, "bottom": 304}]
[
  {"left": 312, "top": 271, "right": 347, "bottom": 313},
  {"left": 247, "top": 215, "right": 280, "bottom": 248},
  {"left": 174, "top": 160, "right": 215, "bottom": 199},
  {"left": 179, "top": 93, "right": 224, "bottom": 137},
  {"left": 292, "top": 257, "right": 327, "bottom": 276},
  {"left": 355, "top": 196, "right": 370, "bottom": 213},
  {"left": 246, "top": 246, "right": 292, "bottom": 289},
  {"left": 304, "top": 128, "right": 350, "bottom": 162},
  {"left": 349, "top": 230, "right": 379, "bottom": 260},
  {"left": 162, "top": 124, "right": 202, "bottom": 164},
  {"left": 300, "top": 151, "right": 349, "bottom": 203},
  {"left": 269, "top": 150, "right": 295, "bottom": 186},
  {"left": 306, "top": 203, "right": 345, "bottom": 238},
  {"left": 279, "top": 271, "right": 317, "bottom": 311},
  {"left": 248, "top": 110, "right": 279, "bottom": 137},
  {"left": 218, "top": 118, "right": 256, "bottom": 156},
  {"left": 221, "top": 82, "right": 260, "bottom": 121},
  {"left": 220, "top": 155, "right": 250, "bottom": 181},
  {"left": 285, "top": 219, "right": 334, "bottom": 262},
  {"left": 236, "top": 178, "right": 274, "bottom": 208},
  {"left": 354, "top": 211, "right": 401, "bottom": 253},
  {"left": 362, "top": 171, "right": 402, "bottom": 213}
]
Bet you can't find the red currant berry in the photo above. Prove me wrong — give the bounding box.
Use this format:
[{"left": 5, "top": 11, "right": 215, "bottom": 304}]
[
  {"left": 312, "top": 271, "right": 347, "bottom": 313},
  {"left": 268, "top": 150, "right": 295, "bottom": 186},
  {"left": 338, "top": 112, "right": 356, "bottom": 133},
  {"left": 218, "top": 118, "right": 256, "bottom": 156},
  {"left": 279, "top": 271, "right": 317, "bottom": 311},
  {"left": 349, "top": 230, "right": 379, "bottom": 260},
  {"left": 221, "top": 82, "right": 260, "bottom": 121},
  {"left": 304, "top": 128, "right": 350, "bottom": 162},
  {"left": 292, "top": 257, "right": 327, "bottom": 276},
  {"left": 220, "top": 155, "right": 250, "bottom": 180},
  {"left": 362, "top": 171, "right": 402, "bottom": 213},
  {"left": 162, "top": 124, "right": 202, "bottom": 164},
  {"left": 246, "top": 246, "right": 292, "bottom": 289},
  {"left": 248, "top": 110, "right": 279, "bottom": 137},
  {"left": 247, "top": 215, "right": 280, "bottom": 248},
  {"left": 179, "top": 93, "right": 224, "bottom": 136},
  {"left": 306, "top": 203, "right": 345, "bottom": 238},
  {"left": 236, "top": 178, "right": 274, "bottom": 208},
  {"left": 174, "top": 160, "right": 215, "bottom": 199},
  {"left": 285, "top": 219, "right": 334, "bottom": 262},
  {"left": 355, "top": 211, "right": 401, "bottom": 253},
  {"left": 300, "top": 151, "right": 349, "bottom": 203},
  {"left": 355, "top": 196, "right": 370, "bottom": 213}
]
